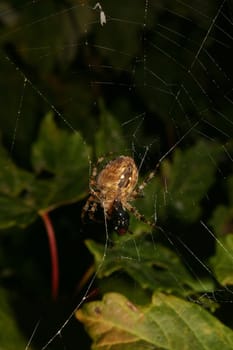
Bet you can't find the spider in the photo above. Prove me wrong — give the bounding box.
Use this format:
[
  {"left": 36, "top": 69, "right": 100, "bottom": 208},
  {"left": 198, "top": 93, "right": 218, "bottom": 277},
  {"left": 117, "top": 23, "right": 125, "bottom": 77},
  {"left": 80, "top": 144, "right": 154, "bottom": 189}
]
[{"left": 81, "top": 155, "right": 156, "bottom": 235}]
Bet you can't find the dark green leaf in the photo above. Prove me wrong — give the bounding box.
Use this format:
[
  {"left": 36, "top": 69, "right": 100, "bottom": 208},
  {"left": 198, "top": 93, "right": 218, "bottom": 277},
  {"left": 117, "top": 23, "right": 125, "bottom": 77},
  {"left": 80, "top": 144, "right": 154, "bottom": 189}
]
[
  {"left": 0, "top": 147, "right": 33, "bottom": 197},
  {"left": 228, "top": 176, "right": 233, "bottom": 206},
  {"left": 0, "top": 112, "right": 91, "bottom": 227},
  {"left": 0, "top": 196, "right": 37, "bottom": 229},
  {"left": 31, "top": 112, "right": 91, "bottom": 211},
  {"left": 135, "top": 140, "right": 224, "bottom": 224},
  {"left": 0, "top": 146, "right": 37, "bottom": 228},
  {"left": 95, "top": 101, "right": 127, "bottom": 157},
  {"left": 208, "top": 176, "right": 233, "bottom": 285},
  {"left": 0, "top": 288, "right": 27, "bottom": 350},
  {"left": 120, "top": 140, "right": 224, "bottom": 233},
  {"left": 210, "top": 234, "right": 233, "bottom": 286},
  {"left": 85, "top": 234, "right": 214, "bottom": 297},
  {"left": 209, "top": 205, "right": 233, "bottom": 237},
  {"left": 31, "top": 112, "right": 90, "bottom": 175},
  {"left": 164, "top": 140, "right": 223, "bottom": 222}
]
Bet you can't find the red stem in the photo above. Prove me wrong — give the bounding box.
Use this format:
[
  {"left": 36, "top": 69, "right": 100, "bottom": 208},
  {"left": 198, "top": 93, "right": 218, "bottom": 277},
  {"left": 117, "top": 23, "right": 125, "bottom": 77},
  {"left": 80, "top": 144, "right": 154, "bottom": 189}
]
[{"left": 40, "top": 211, "right": 59, "bottom": 300}]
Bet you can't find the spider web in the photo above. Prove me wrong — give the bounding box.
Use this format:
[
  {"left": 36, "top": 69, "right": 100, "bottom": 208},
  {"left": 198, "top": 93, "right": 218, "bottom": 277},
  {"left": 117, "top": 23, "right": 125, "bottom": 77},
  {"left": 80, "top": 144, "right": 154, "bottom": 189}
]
[{"left": 0, "top": 0, "right": 233, "bottom": 349}]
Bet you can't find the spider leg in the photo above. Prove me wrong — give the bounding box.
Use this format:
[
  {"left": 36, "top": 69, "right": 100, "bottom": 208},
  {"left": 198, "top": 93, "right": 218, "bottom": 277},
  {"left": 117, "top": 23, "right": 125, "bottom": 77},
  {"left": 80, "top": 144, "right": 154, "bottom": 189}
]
[
  {"left": 81, "top": 195, "right": 97, "bottom": 221},
  {"left": 88, "top": 201, "right": 98, "bottom": 221},
  {"left": 90, "top": 156, "right": 105, "bottom": 179},
  {"left": 124, "top": 202, "right": 156, "bottom": 228},
  {"left": 88, "top": 156, "right": 106, "bottom": 193},
  {"left": 83, "top": 157, "right": 106, "bottom": 221},
  {"left": 139, "top": 165, "right": 160, "bottom": 192},
  {"left": 127, "top": 163, "right": 160, "bottom": 201}
]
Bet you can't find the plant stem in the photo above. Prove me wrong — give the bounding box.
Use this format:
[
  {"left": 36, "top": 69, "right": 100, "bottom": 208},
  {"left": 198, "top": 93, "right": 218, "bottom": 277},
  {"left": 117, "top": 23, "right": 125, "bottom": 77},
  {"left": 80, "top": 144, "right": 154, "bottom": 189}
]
[{"left": 40, "top": 211, "right": 59, "bottom": 300}]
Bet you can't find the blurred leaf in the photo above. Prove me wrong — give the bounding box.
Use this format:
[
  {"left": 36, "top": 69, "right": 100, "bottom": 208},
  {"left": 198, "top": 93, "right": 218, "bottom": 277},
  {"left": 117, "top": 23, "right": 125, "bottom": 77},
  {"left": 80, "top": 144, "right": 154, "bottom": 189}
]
[
  {"left": 98, "top": 274, "right": 151, "bottom": 306},
  {"left": 85, "top": 234, "right": 214, "bottom": 297},
  {"left": 94, "top": 1, "right": 140, "bottom": 67},
  {"left": 228, "top": 176, "right": 233, "bottom": 205},
  {"left": 127, "top": 140, "right": 224, "bottom": 229},
  {"left": 77, "top": 292, "right": 233, "bottom": 350},
  {"left": 209, "top": 174, "right": 233, "bottom": 236},
  {"left": 95, "top": 101, "right": 127, "bottom": 157},
  {"left": 210, "top": 234, "right": 233, "bottom": 286},
  {"left": 163, "top": 140, "right": 223, "bottom": 222},
  {"left": 208, "top": 175, "right": 233, "bottom": 285},
  {"left": 209, "top": 205, "right": 233, "bottom": 236},
  {"left": 0, "top": 147, "right": 33, "bottom": 197},
  {"left": 0, "top": 112, "right": 90, "bottom": 227},
  {"left": 31, "top": 111, "right": 91, "bottom": 211},
  {"left": 32, "top": 112, "right": 89, "bottom": 174},
  {"left": 0, "top": 288, "right": 27, "bottom": 350},
  {"left": 135, "top": 140, "right": 223, "bottom": 224},
  {"left": 0, "top": 196, "right": 37, "bottom": 229},
  {"left": 13, "top": 2, "right": 89, "bottom": 71},
  {"left": 0, "top": 146, "right": 37, "bottom": 228}
]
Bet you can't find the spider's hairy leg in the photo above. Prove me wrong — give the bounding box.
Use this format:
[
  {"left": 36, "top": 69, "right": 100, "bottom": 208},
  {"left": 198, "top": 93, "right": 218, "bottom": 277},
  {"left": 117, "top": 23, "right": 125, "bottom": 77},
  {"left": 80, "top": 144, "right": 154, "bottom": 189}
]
[
  {"left": 124, "top": 202, "right": 156, "bottom": 229},
  {"left": 89, "top": 156, "right": 105, "bottom": 188},
  {"left": 137, "top": 162, "right": 160, "bottom": 193},
  {"left": 88, "top": 201, "right": 99, "bottom": 221},
  {"left": 81, "top": 195, "right": 97, "bottom": 221}
]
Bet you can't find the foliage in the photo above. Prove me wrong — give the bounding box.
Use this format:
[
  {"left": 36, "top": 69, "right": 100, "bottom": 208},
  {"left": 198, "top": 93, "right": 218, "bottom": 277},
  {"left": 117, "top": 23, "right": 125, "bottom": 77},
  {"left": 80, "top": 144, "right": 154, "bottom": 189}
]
[
  {"left": 0, "top": 112, "right": 90, "bottom": 228},
  {"left": 77, "top": 292, "right": 233, "bottom": 350},
  {"left": 0, "top": 1, "right": 233, "bottom": 349},
  {"left": 0, "top": 111, "right": 232, "bottom": 349},
  {"left": 0, "top": 289, "right": 27, "bottom": 350}
]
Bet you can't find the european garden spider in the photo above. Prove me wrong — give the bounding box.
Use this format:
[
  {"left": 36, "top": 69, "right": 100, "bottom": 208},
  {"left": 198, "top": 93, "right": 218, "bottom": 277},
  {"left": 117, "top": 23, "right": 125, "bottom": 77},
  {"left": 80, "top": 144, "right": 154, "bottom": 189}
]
[{"left": 81, "top": 155, "right": 156, "bottom": 235}]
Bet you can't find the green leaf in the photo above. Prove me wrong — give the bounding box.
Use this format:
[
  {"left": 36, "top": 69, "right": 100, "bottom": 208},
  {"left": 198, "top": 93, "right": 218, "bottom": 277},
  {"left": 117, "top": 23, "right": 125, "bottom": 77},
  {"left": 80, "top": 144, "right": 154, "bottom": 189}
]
[
  {"left": 76, "top": 292, "right": 233, "bottom": 350},
  {"left": 209, "top": 205, "right": 233, "bottom": 236},
  {"left": 0, "top": 147, "right": 33, "bottom": 197},
  {"left": 0, "top": 196, "right": 37, "bottom": 229},
  {"left": 228, "top": 176, "right": 233, "bottom": 206},
  {"left": 0, "top": 288, "right": 27, "bottom": 350},
  {"left": 122, "top": 140, "right": 224, "bottom": 231},
  {"left": 85, "top": 234, "right": 214, "bottom": 297},
  {"left": 32, "top": 112, "right": 89, "bottom": 175},
  {"left": 210, "top": 234, "right": 233, "bottom": 286},
  {"left": 208, "top": 174, "right": 233, "bottom": 236},
  {"left": 208, "top": 176, "right": 233, "bottom": 286},
  {"left": 163, "top": 140, "right": 223, "bottom": 222},
  {"left": 31, "top": 112, "right": 91, "bottom": 211},
  {"left": 0, "top": 146, "right": 37, "bottom": 228},
  {"left": 95, "top": 101, "right": 127, "bottom": 157},
  {"left": 0, "top": 112, "right": 91, "bottom": 227},
  {"left": 16, "top": 1, "right": 90, "bottom": 72}
]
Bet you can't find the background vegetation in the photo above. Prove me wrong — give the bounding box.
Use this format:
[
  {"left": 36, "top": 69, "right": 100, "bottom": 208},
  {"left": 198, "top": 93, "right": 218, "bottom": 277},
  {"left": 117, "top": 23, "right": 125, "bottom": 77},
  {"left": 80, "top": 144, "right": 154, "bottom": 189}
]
[{"left": 0, "top": 1, "right": 233, "bottom": 349}]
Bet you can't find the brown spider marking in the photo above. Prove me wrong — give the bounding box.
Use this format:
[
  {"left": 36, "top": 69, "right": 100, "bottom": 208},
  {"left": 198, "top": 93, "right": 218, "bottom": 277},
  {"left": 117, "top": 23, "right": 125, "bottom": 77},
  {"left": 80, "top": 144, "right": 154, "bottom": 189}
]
[{"left": 82, "top": 155, "right": 156, "bottom": 234}]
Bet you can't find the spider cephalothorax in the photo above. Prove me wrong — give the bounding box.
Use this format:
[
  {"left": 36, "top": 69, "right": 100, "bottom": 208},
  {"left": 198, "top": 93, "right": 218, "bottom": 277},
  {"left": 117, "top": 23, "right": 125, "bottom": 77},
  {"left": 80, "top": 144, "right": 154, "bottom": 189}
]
[{"left": 82, "top": 155, "right": 155, "bottom": 234}]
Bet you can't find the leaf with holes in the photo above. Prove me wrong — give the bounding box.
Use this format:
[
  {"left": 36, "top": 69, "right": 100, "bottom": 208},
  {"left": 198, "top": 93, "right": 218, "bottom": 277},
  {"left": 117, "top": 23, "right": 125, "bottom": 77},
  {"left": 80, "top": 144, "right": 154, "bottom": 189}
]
[{"left": 77, "top": 292, "right": 233, "bottom": 350}]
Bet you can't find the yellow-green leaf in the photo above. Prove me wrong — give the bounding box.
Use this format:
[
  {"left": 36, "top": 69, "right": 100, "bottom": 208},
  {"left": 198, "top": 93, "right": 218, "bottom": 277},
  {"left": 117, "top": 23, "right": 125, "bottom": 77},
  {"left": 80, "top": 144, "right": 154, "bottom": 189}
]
[{"left": 77, "top": 292, "right": 233, "bottom": 350}]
